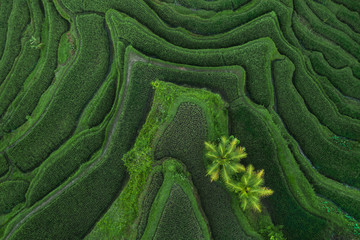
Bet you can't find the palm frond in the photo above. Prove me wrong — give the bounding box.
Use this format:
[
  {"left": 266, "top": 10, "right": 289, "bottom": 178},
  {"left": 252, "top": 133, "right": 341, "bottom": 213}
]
[
  {"left": 226, "top": 162, "right": 243, "bottom": 174},
  {"left": 236, "top": 146, "right": 246, "bottom": 154},
  {"left": 209, "top": 169, "right": 220, "bottom": 182},
  {"left": 234, "top": 163, "right": 246, "bottom": 172},
  {"left": 227, "top": 163, "right": 273, "bottom": 212},
  {"left": 257, "top": 169, "right": 264, "bottom": 179},
  {"left": 218, "top": 142, "right": 225, "bottom": 156},
  {"left": 220, "top": 136, "right": 228, "bottom": 146},
  {"left": 205, "top": 152, "right": 220, "bottom": 160},
  {"left": 225, "top": 180, "right": 242, "bottom": 192},
  {"left": 250, "top": 188, "right": 265, "bottom": 195},
  {"left": 224, "top": 138, "right": 238, "bottom": 157},
  {"left": 241, "top": 172, "right": 250, "bottom": 186},
  {"left": 251, "top": 201, "right": 262, "bottom": 212},
  {"left": 228, "top": 152, "right": 247, "bottom": 161},
  {"left": 252, "top": 177, "right": 264, "bottom": 187},
  {"left": 204, "top": 141, "right": 217, "bottom": 152},
  {"left": 222, "top": 167, "right": 231, "bottom": 183},
  {"left": 206, "top": 162, "right": 220, "bottom": 176},
  {"left": 230, "top": 137, "right": 240, "bottom": 146},
  {"left": 224, "top": 145, "right": 235, "bottom": 158},
  {"left": 240, "top": 198, "right": 248, "bottom": 211},
  {"left": 259, "top": 187, "right": 274, "bottom": 197},
  {"left": 203, "top": 136, "right": 274, "bottom": 213},
  {"left": 239, "top": 190, "right": 248, "bottom": 200},
  {"left": 247, "top": 164, "right": 254, "bottom": 174}
]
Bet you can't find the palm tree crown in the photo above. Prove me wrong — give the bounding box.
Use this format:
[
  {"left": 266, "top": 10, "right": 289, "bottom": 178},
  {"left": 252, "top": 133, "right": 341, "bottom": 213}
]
[
  {"left": 204, "top": 135, "right": 247, "bottom": 183},
  {"left": 226, "top": 164, "right": 274, "bottom": 212}
]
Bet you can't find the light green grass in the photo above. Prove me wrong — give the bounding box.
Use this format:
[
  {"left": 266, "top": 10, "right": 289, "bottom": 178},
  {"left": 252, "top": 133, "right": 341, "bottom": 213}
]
[{"left": 57, "top": 31, "right": 75, "bottom": 65}]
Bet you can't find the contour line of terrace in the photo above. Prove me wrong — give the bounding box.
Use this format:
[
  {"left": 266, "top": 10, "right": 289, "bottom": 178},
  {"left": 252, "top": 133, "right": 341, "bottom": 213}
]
[{"left": 3, "top": 41, "right": 251, "bottom": 239}]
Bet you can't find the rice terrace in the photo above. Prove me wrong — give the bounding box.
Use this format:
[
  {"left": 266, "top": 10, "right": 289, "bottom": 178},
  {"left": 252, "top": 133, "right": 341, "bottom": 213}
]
[{"left": 0, "top": 0, "right": 359, "bottom": 239}]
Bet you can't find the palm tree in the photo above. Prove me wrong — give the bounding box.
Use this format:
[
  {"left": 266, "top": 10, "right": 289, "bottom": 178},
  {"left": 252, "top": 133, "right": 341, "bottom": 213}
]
[
  {"left": 226, "top": 164, "right": 273, "bottom": 212},
  {"left": 204, "top": 135, "right": 247, "bottom": 183}
]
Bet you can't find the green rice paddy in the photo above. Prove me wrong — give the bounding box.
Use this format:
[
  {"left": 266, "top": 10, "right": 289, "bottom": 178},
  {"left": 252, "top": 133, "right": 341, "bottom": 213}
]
[{"left": 0, "top": 0, "right": 359, "bottom": 239}]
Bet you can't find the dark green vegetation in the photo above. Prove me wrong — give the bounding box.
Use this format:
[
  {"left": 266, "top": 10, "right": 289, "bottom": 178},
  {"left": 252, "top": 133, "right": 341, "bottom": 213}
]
[
  {"left": 153, "top": 100, "right": 249, "bottom": 240},
  {"left": 0, "top": 181, "right": 29, "bottom": 215},
  {"left": 0, "top": 154, "right": 8, "bottom": 177},
  {"left": 140, "top": 159, "right": 211, "bottom": 240},
  {"left": 152, "top": 183, "right": 204, "bottom": 240},
  {"left": 135, "top": 168, "right": 164, "bottom": 240},
  {"left": 0, "top": 0, "right": 359, "bottom": 239},
  {"left": 85, "top": 77, "right": 231, "bottom": 239}
]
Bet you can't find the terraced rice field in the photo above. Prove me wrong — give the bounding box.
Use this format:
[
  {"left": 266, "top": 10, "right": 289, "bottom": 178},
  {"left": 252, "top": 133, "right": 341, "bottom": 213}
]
[{"left": 0, "top": 0, "right": 359, "bottom": 239}]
